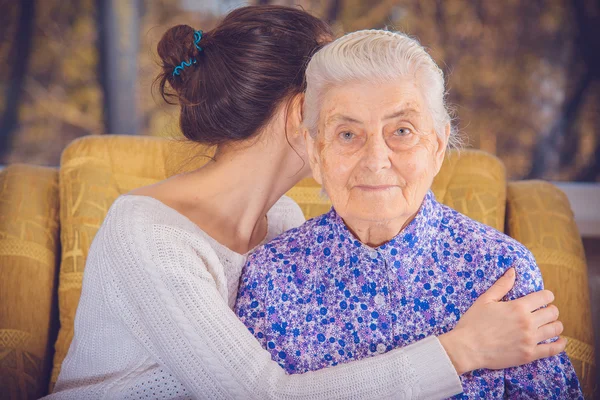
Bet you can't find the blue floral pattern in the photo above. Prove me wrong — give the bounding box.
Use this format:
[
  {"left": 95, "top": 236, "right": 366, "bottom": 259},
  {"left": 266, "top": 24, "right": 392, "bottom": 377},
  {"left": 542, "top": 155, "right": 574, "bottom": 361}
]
[{"left": 235, "top": 191, "right": 583, "bottom": 399}]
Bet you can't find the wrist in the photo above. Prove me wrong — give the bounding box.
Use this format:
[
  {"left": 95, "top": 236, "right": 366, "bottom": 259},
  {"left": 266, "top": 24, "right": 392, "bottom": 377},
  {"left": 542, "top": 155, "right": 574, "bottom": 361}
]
[{"left": 438, "top": 330, "right": 475, "bottom": 375}]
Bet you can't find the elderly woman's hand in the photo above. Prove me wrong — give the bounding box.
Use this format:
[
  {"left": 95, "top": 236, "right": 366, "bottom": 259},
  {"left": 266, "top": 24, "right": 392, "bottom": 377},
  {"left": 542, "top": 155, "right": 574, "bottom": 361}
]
[{"left": 438, "top": 268, "right": 565, "bottom": 375}]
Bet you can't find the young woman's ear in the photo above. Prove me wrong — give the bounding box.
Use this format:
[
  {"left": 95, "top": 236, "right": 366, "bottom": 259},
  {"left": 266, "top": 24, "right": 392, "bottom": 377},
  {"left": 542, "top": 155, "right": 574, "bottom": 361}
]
[
  {"left": 286, "top": 93, "right": 305, "bottom": 140},
  {"left": 304, "top": 129, "right": 322, "bottom": 185}
]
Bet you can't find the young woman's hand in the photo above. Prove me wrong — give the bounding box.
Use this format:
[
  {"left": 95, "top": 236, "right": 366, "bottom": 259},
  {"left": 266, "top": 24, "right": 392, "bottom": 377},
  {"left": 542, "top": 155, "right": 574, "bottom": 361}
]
[{"left": 438, "top": 268, "right": 566, "bottom": 375}]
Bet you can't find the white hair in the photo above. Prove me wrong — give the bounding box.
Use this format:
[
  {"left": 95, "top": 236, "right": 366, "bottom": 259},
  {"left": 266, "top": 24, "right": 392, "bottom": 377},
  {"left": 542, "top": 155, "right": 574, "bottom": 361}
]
[{"left": 304, "top": 29, "right": 460, "bottom": 148}]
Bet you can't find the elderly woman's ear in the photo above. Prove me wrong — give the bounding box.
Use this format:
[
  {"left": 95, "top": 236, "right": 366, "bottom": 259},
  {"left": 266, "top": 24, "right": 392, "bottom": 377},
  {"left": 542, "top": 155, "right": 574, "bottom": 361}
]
[{"left": 433, "top": 123, "right": 451, "bottom": 175}]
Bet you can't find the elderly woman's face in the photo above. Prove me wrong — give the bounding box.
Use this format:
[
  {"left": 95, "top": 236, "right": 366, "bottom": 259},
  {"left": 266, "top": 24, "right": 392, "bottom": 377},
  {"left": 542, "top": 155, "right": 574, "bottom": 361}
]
[{"left": 306, "top": 78, "right": 449, "bottom": 226}]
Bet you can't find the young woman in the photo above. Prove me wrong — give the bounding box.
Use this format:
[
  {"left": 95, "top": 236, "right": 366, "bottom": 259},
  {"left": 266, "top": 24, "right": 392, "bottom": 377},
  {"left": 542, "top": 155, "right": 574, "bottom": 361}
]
[{"left": 48, "top": 6, "right": 565, "bottom": 399}]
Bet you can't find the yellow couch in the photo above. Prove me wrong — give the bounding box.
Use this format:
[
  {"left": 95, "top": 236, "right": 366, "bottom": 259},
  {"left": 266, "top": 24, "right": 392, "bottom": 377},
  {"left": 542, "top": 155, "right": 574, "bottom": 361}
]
[{"left": 0, "top": 135, "right": 596, "bottom": 399}]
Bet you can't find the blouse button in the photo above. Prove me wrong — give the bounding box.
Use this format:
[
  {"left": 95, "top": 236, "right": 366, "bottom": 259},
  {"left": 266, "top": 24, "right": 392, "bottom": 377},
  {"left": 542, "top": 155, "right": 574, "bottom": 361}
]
[
  {"left": 374, "top": 294, "right": 385, "bottom": 305},
  {"left": 377, "top": 343, "right": 387, "bottom": 354},
  {"left": 369, "top": 249, "right": 378, "bottom": 259}
]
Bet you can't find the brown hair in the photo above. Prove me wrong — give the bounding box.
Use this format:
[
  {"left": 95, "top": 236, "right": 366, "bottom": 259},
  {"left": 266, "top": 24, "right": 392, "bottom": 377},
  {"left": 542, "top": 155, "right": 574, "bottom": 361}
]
[{"left": 156, "top": 5, "right": 333, "bottom": 146}]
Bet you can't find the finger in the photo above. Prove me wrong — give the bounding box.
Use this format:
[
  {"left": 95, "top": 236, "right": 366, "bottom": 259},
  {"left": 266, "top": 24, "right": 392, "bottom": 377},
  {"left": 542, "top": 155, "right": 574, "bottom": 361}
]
[
  {"left": 480, "top": 268, "right": 515, "bottom": 302},
  {"left": 532, "top": 304, "right": 559, "bottom": 327},
  {"left": 532, "top": 337, "right": 567, "bottom": 361},
  {"left": 513, "top": 289, "right": 555, "bottom": 312},
  {"left": 535, "top": 321, "right": 564, "bottom": 343}
]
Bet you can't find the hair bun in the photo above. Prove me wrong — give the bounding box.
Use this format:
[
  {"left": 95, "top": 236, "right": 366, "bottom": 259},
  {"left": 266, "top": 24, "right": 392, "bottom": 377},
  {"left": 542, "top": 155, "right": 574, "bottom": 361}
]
[
  {"left": 154, "top": 5, "right": 333, "bottom": 147},
  {"left": 157, "top": 24, "right": 202, "bottom": 93}
]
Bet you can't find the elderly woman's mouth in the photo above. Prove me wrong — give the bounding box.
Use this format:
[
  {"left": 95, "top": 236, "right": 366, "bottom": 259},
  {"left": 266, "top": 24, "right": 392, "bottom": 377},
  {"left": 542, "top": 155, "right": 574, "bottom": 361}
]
[{"left": 353, "top": 184, "right": 399, "bottom": 192}]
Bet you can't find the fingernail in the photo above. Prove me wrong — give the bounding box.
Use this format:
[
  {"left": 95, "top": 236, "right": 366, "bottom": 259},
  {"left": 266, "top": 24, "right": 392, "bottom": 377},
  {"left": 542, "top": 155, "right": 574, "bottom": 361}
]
[{"left": 507, "top": 268, "right": 515, "bottom": 277}]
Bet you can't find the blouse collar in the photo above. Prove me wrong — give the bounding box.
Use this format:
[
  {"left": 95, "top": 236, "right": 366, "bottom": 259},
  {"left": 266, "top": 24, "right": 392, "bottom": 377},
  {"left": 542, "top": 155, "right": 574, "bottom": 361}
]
[{"left": 327, "top": 190, "right": 441, "bottom": 255}]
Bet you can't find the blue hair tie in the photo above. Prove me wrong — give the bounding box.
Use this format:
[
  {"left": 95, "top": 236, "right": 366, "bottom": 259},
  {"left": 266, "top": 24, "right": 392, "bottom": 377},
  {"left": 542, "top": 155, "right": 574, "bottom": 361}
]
[
  {"left": 172, "top": 59, "right": 197, "bottom": 76},
  {"left": 194, "top": 30, "right": 203, "bottom": 51},
  {"left": 172, "top": 30, "right": 204, "bottom": 77}
]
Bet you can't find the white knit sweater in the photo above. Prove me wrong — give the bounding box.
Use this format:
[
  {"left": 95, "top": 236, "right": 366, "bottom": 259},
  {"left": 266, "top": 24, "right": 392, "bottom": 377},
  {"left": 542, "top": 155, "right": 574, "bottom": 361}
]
[{"left": 47, "top": 195, "right": 462, "bottom": 399}]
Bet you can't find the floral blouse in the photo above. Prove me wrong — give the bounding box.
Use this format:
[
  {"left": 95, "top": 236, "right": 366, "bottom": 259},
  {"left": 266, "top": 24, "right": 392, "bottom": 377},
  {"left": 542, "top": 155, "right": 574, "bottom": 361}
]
[{"left": 235, "top": 191, "right": 583, "bottom": 399}]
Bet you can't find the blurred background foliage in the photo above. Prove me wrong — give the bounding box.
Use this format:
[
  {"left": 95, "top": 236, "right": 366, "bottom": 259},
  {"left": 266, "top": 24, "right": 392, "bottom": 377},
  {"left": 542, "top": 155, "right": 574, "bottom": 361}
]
[{"left": 0, "top": 0, "right": 599, "bottom": 182}]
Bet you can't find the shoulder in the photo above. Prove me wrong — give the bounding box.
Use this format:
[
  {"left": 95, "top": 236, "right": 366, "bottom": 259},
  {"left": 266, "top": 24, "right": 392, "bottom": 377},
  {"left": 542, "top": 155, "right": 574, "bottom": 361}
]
[
  {"left": 435, "top": 202, "right": 541, "bottom": 296},
  {"left": 238, "top": 211, "right": 333, "bottom": 306},
  {"left": 99, "top": 195, "right": 217, "bottom": 264},
  {"left": 246, "top": 210, "right": 333, "bottom": 271},
  {"left": 267, "top": 195, "right": 306, "bottom": 233},
  {"left": 98, "top": 195, "right": 228, "bottom": 295},
  {"left": 436, "top": 202, "right": 534, "bottom": 263},
  {"left": 271, "top": 195, "right": 302, "bottom": 214},
  {"left": 105, "top": 195, "right": 205, "bottom": 237}
]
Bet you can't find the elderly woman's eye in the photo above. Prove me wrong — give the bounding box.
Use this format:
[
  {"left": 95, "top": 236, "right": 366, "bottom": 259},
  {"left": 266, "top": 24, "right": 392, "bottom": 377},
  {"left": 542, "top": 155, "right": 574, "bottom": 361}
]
[
  {"left": 339, "top": 131, "right": 355, "bottom": 141},
  {"left": 394, "top": 128, "right": 412, "bottom": 137}
]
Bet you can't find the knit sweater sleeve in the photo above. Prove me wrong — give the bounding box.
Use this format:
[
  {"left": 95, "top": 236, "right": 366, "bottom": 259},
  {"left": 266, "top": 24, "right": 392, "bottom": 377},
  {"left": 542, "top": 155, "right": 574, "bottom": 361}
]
[{"left": 100, "top": 199, "right": 462, "bottom": 399}]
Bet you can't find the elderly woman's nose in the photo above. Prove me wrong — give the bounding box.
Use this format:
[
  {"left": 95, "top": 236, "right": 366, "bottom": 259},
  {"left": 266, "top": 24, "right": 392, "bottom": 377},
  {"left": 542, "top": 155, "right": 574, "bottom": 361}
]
[{"left": 361, "top": 134, "right": 392, "bottom": 171}]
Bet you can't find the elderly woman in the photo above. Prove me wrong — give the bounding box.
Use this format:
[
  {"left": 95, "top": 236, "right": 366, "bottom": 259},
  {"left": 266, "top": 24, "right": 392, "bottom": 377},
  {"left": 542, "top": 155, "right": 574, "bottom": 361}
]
[{"left": 235, "top": 30, "right": 583, "bottom": 398}]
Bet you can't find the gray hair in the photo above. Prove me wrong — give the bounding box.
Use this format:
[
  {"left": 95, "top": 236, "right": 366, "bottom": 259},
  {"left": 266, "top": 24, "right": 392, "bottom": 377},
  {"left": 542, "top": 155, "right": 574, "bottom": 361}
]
[{"left": 304, "top": 29, "right": 459, "bottom": 148}]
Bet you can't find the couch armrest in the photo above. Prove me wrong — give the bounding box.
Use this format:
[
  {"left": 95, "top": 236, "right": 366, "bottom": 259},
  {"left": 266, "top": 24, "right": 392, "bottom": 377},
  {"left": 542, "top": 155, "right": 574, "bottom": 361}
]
[
  {"left": 506, "top": 180, "right": 596, "bottom": 398},
  {"left": 0, "top": 164, "right": 60, "bottom": 399}
]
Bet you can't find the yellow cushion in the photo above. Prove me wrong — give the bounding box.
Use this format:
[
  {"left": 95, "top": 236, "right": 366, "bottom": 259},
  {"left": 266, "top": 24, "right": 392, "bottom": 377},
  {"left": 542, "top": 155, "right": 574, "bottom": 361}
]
[
  {"left": 506, "top": 181, "right": 596, "bottom": 398},
  {"left": 0, "top": 164, "right": 60, "bottom": 399},
  {"left": 432, "top": 150, "right": 506, "bottom": 231}
]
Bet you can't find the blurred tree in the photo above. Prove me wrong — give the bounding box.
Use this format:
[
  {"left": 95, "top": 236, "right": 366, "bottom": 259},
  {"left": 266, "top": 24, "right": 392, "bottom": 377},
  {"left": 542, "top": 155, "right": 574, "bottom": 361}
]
[
  {"left": 528, "top": 0, "right": 600, "bottom": 180},
  {"left": 97, "top": 0, "right": 142, "bottom": 135},
  {"left": 0, "top": 0, "right": 35, "bottom": 160},
  {"left": 1, "top": 0, "right": 598, "bottom": 181},
  {"left": 2, "top": 0, "right": 102, "bottom": 166}
]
